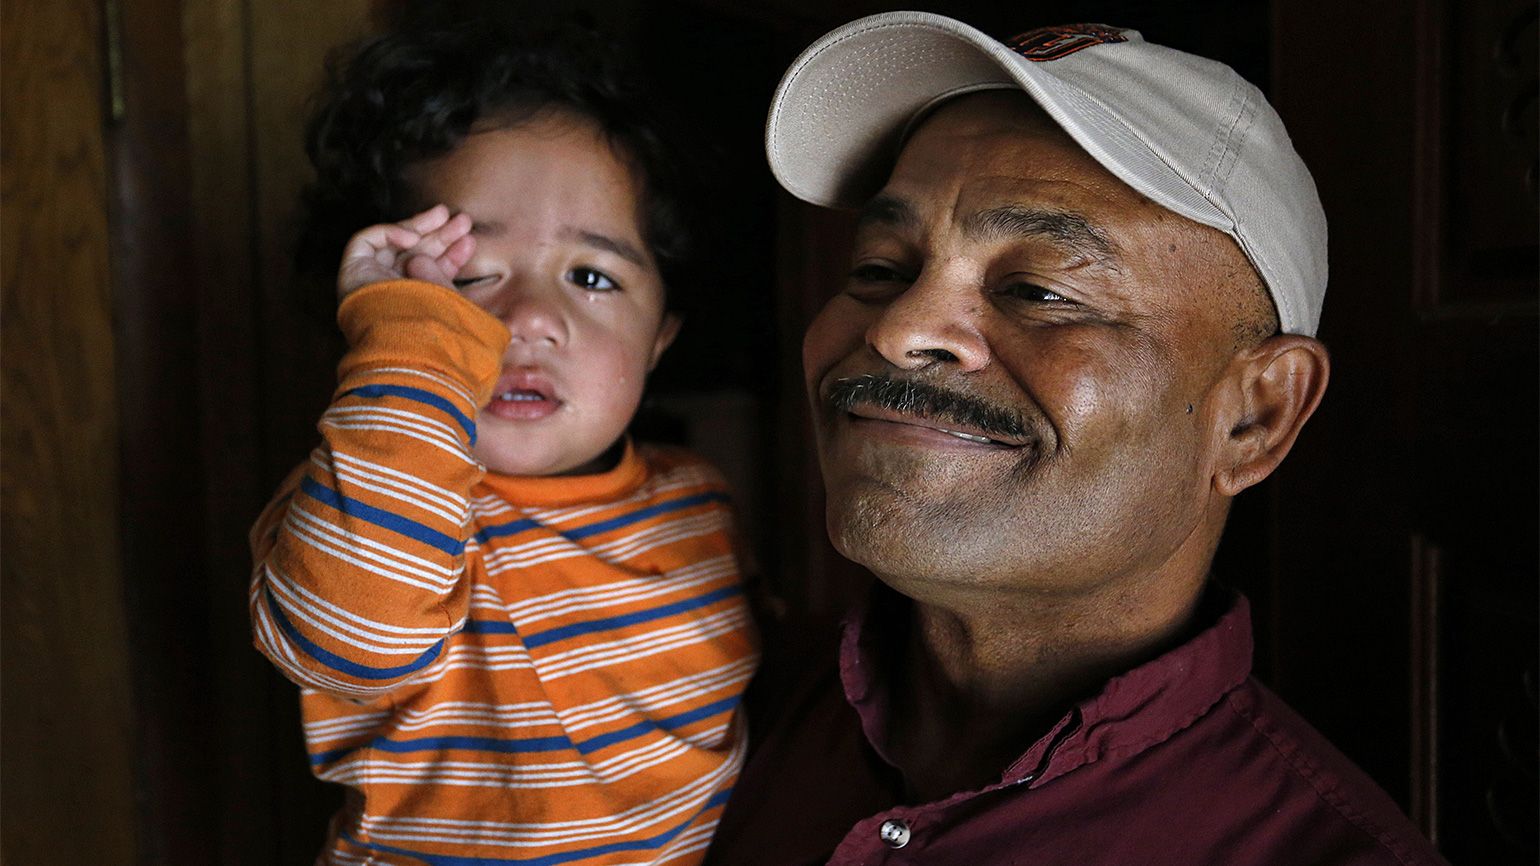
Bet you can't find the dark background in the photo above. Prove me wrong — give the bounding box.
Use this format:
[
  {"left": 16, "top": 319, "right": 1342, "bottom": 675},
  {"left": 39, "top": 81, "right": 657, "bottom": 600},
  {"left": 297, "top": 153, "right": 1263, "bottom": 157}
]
[{"left": 3, "top": 0, "right": 1535, "bottom": 863}]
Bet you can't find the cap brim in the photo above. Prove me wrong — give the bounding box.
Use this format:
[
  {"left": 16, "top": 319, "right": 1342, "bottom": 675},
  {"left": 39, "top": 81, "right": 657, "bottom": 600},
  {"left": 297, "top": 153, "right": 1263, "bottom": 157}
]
[
  {"left": 766, "top": 14, "right": 1015, "bottom": 207},
  {"left": 766, "top": 12, "right": 1231, "bottom": 233}
]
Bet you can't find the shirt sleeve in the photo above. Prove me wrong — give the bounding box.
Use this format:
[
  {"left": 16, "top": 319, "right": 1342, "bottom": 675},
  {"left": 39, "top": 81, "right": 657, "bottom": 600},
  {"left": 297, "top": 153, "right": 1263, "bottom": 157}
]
[{"left": 249, "top": 279, "right": 509, "bottom": 701}]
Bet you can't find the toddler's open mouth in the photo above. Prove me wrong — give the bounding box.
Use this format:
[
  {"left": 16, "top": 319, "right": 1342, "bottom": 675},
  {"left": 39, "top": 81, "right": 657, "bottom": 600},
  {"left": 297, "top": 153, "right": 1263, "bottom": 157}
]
[{"left": 484, "top": 368, "right": 560, "bottom": 421}]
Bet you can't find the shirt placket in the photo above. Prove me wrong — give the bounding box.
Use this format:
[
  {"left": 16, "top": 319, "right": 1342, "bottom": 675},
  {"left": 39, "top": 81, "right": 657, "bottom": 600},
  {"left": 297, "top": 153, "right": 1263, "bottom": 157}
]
[{"left": 826, "top": 807, "right": 929, "bottom": 863}]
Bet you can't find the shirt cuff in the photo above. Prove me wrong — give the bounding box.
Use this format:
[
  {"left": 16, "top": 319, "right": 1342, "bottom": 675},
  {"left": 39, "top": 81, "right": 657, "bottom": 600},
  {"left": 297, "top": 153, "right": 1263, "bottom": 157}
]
[{"left": 336, "top": 279, "right": 511, "bottom": 403}]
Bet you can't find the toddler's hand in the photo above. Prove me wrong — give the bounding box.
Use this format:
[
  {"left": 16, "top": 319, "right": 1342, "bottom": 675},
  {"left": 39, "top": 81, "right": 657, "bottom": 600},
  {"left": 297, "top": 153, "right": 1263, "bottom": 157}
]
[{"left": 338, "top": 205, "right": 476, "bottom": 299}]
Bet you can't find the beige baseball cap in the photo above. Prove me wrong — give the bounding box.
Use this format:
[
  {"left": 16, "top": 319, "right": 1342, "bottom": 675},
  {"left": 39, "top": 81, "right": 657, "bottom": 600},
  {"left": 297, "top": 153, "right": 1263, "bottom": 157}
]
[{"left": 766, "top": 12, "right": 1328, "bottom": 336}]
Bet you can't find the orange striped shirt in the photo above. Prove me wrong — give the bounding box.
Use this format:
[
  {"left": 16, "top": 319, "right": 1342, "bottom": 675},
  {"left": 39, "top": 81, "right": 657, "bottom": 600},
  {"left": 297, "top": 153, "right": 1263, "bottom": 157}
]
[{"left": 250, "top": 280, "right": 757, "bottom": 866}]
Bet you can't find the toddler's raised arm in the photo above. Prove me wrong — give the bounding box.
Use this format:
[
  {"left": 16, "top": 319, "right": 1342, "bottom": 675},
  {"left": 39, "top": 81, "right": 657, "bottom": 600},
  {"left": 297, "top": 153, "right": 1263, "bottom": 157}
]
[{"left": 250, "top": 210, "right": 508, "bottom": 701}]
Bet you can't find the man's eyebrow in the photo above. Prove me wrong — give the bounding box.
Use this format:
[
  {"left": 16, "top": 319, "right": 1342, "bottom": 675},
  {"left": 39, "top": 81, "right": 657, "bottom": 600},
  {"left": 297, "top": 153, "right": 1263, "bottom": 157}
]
[
  {"left": 964, "top": 206, "right": 1120, "bottom": 270},
  {"left": 857, "top": 197, "right": 1120, "bottom": 271},
  {"left": 470, "top": 219, "right": 505, "bottom": 237}
]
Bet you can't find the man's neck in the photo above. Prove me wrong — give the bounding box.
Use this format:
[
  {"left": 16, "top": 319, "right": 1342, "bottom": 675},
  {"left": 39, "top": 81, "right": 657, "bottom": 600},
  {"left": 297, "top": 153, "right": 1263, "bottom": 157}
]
[{"left": 885, "top": 577, "right": 1205, "bottom": 802}]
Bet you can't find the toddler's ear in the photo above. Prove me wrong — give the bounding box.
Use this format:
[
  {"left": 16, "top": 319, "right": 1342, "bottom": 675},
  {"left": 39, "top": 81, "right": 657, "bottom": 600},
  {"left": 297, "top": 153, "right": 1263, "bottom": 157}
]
[{"left": 649, "top": 313, "right": 682, "bottom": 371}]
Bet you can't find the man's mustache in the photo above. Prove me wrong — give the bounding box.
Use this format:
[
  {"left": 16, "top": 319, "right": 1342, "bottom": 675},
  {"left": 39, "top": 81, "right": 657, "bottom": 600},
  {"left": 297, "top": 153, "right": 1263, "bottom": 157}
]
[{"left": 825, "top": 374, "right": 1030, "bottom": 444}]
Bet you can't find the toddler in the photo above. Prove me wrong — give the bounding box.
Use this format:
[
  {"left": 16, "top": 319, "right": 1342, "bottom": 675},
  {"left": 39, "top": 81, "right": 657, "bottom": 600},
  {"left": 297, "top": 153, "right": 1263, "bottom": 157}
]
[{"left": 250, "top": 20, "right": 756, "bottom": 866}]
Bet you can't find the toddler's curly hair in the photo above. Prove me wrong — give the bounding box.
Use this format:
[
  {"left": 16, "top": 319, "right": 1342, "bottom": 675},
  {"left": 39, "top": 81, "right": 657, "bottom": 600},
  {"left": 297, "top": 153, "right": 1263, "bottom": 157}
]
[{"left": 295, "top": 16, "right": 699, "bottom": 309}]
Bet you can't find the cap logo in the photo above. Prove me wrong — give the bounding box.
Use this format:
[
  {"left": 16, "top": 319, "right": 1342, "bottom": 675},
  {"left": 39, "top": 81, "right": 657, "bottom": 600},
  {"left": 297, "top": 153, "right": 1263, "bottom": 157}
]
[{"left": 1007, "top": 24, "right": 1126, "bottom": 62}]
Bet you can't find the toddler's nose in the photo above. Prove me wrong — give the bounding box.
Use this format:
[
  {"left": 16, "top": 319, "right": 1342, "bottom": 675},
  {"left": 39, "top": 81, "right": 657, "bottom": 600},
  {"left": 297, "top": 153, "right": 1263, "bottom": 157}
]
[{"left": 488, "top": 285, "right": 566, "bottom": 348}]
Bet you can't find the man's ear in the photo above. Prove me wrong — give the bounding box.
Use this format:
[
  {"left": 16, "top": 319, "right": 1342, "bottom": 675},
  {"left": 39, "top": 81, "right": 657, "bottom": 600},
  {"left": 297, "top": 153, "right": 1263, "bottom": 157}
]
[
  {"left": 648, "top": 312, "right": 683, "bottom": 372},
  {"left": 1214, "top": 335, "right": 1330, "bottom": 496}
]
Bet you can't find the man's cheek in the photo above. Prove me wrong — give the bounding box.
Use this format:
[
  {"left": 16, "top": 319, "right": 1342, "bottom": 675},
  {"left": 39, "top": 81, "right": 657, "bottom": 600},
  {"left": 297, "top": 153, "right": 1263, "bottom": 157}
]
[
  {"left": 802, "top": 298, "right": 867, "bottom": 385},
  {"left": 1031, "top": 339, "right": 1158, "bottom": 448}
]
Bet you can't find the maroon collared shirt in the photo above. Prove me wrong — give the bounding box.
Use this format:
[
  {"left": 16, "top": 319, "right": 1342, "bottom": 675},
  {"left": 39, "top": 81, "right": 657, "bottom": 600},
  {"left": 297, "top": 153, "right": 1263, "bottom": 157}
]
[{"left": 706, "top": 588, "right": 1449, "bottom": 865}]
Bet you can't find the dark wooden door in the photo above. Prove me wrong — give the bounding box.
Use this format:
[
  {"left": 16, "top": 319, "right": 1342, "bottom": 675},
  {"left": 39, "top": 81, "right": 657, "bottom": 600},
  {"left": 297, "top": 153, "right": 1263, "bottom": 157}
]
[
  {"left": 1271, "top": 2, "right": 1538, "bottom": 861},
  {"left": 1, "top": 0, "right": 140, "bottom": 859}
]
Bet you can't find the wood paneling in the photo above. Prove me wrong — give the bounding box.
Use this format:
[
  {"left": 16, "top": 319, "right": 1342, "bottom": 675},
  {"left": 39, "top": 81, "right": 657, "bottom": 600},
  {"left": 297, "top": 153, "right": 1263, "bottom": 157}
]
[
  {"left": 181, "top": 0, "right": 275, "bottom": 855},
  {"left": 1270, "top": 0, "right": 1424, "bottom": 808},
  {"left": 1273, "top": 1, "right": 1537, "bottom": 861},
  {"left": 246, "top": 4, "right": 382, "bottom": 855},
  {"left": 247, "top": 0, "right": 382, "bottom": 441},
  {"left": 108, "top": 0, "right": 218, "bottom": 860},
  {"left": 0, "top": 0, "right": 139, "bottom": 862},
  {"left": 178, "top": 1, "right": 385, "bottom": 859},
  {"left": 1411, "top": 7, "right": 1538, "bottom": 859}
]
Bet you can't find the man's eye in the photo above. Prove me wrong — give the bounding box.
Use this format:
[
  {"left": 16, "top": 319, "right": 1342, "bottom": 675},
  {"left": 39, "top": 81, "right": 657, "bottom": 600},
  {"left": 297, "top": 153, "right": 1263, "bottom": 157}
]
[
  {"left": 569, "top": 267, "right": 619, "bottom": 291},
  {"left": 856, "top": 261, "right": 899, "bottom": 281},
  {"left": 849, "top": 263, "right": 906, "bottom": 283},
  {"left": 846, "top": 262, "right": 915, "bottom": 303},
  {"left": 1002, "top": 281, "right": 1070, "bottom": 303}
]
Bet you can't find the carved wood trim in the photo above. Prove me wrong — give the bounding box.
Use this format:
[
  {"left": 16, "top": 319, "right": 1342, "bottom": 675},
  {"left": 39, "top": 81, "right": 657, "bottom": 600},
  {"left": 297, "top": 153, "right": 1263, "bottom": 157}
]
[
  {"left": 1412, "top": 0, "right": 1538, "bottom": 318},
  {"left": 1412, "top": 0, "right": 1447, "bottom": 315}
]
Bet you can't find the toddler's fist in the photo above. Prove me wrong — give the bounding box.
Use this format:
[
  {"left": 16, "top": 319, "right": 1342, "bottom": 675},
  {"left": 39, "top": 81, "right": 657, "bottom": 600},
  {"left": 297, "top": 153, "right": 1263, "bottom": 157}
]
[{"left": 338, "top": 204, "right": 476, "bottom": 298}]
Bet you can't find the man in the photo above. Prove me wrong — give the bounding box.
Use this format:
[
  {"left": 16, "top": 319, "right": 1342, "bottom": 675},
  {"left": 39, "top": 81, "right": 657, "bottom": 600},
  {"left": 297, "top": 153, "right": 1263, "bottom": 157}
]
[{"left": 705, "top": 13, "right": 1449, "bottom": 865}]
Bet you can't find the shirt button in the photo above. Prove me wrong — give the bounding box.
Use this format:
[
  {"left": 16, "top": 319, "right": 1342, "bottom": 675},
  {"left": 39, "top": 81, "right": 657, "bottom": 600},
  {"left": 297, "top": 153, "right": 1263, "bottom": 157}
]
[{"left": 878, "top": 818, "right": 911, "bottom": 849}]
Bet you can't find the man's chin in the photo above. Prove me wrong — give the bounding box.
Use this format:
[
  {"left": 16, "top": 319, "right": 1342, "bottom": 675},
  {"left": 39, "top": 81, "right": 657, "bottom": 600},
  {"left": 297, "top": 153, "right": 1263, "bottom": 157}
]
[{"left": 826, "top": 484, "right": 963, "bottom": 579}]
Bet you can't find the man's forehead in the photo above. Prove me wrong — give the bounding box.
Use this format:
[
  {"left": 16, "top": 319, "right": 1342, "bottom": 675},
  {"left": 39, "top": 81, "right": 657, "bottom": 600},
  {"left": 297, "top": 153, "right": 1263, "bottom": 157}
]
[
  {"left": 869, "top": 92, "right": 1266, "bottom": 319},
  {"left": 873, "top": 95, "right": 1157, "bottom": 256},
  {"left": 909, "top": 90, "right": 1074, "bottom": 153},
  {"left": 884, "top": 93, "right": 1245, "bottom": 267},
  {"left": 890, "top": 93, "right": 1144, "bottom": 209},
  {"left": 856, "top": 191, "right": 1124, "bottom": 275}
]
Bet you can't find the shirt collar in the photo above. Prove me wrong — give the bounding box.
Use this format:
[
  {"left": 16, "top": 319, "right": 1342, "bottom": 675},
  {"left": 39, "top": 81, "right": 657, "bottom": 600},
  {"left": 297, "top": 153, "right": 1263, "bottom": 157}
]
[
  {"left": 838, "top": 583, "right": 1254, "bottom": 789},
  {"left": 474, "top": 438, "right": 647, "bottom": 507}
]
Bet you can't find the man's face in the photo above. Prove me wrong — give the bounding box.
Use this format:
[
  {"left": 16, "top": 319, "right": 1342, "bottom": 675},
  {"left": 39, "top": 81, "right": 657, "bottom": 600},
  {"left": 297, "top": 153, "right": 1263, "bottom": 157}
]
[{"left": 803, "top": 91, "right": 1252, "bottom": 600}]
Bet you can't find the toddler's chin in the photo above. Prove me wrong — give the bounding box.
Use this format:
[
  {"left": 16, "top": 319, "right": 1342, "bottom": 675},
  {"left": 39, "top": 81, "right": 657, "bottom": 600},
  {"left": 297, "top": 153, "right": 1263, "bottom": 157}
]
[
  {"left": 474, "top": 445, "right": 562, "bottom": 478},
  {"left": 474, "top": 441, "right": 613, "bottom": 478},
  {"left": 472, "top": 413, "right": 631, "bottom": 478}
]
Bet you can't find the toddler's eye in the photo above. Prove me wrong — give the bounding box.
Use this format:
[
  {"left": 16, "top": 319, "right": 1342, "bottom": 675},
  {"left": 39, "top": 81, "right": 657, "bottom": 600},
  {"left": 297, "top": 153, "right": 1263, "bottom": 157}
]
[
  {"left": 569, "top": 267, "right": 618, "bottom": 292},
  {"left": 451, "top": 275, "right": 493, "bottom": 290}
]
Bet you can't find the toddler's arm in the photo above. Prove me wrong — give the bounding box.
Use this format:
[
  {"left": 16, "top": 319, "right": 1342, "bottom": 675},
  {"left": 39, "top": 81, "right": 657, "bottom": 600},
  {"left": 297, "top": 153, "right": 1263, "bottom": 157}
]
[{"left": 250, "top": 207, "right": 505, "bottom": 701}]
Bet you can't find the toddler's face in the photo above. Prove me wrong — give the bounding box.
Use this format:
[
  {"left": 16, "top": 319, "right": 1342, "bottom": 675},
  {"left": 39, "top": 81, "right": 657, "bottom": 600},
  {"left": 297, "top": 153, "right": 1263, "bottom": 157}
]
[{"left": 406, "top": 111, "right": 679, "bottom": 476}]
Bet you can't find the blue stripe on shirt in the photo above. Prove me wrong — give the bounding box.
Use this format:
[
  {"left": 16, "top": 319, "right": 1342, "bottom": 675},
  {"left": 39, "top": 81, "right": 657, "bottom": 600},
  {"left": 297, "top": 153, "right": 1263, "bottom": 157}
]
[
  {"left": 340, "top": 383, "right": 478, "bottom": 445},
  {"left": 336, "top": 787, "right": 734, "bottom": 866},
  {"left": 572, "top": 695, "right": 740, "bottom": 754},
  {"left": 562, "top": 492, "right": 728, "bottom": 541},
  {"left": 473, "top": 490, "right": 729, "bottom": 546},
  {"left": 520, "top": 584, "right": 743, "bottom": 650},
  {"left": 462, "top": 619, "right": 519, "bottom": 635},
  {"left": 265, "top": 586, "right": 447, "bottom": 681},
  {"left": 302, "top": 476, "right": 463, "bottom": 555},
  {"left": 340, "top": 694, "right": 740, "bottom": 761},
  {"left": 368, "top": 733, "right": 575, "bottom": 755},
  {"left": 307, "top": 744, "right": 358, "bottom": 766},
  {"left": 473, "top": 517, "right": 543, "bottom": 545}
]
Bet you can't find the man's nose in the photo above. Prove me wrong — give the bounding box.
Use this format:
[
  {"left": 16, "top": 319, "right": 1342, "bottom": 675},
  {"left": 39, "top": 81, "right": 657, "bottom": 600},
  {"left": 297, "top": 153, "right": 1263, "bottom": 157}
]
[
  {"left": 864, "top": 269, "right": 989, "bottom": 372},
  {"left": 486, "top": 281, "right": 567, "bottom": 347}
]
